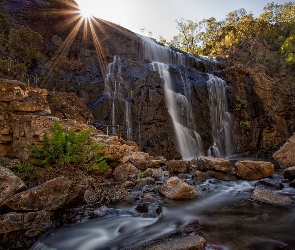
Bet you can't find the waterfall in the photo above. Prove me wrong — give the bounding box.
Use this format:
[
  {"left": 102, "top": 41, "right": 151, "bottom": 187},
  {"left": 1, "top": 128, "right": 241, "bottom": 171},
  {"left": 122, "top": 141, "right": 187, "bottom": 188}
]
[
  {"left": 139, "top": 34, "right": 233, "bottom": 159},
  {"left": 152, "top": 62, "right": 203, "bottom": 160},
  {"left": 104, "top": 56, "right": 132, "bottom": 140},
  {"left": 139, "top": 35, "right": 189, "bottom": 66},
  {"left": 207, "top": 74, "right": 232, "bottom": 157}
]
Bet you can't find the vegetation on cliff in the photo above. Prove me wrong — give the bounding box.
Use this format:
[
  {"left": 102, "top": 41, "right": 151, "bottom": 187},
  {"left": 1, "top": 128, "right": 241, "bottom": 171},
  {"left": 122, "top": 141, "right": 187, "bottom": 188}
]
[{"left": 166, "top": 2, "right": 295, "bottom": 78}]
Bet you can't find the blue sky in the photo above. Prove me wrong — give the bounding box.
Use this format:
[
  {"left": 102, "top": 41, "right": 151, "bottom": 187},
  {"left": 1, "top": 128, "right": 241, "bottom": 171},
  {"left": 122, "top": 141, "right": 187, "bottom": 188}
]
[{"left": 76, "top": 0, "right": 290, "bottom": 40}]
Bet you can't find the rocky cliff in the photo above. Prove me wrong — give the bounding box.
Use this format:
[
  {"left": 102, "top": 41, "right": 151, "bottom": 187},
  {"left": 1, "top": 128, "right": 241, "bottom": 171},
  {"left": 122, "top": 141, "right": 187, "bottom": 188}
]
[{"left": 1, "top": 0, "right": 294, "bottom": 159}]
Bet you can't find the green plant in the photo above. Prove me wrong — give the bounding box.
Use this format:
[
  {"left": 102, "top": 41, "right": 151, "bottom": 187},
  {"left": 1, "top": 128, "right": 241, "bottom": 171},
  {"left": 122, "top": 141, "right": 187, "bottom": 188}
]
[
  {"left": 239, "top": 120, "right": 250, "bottom": 133},
  {"left": 234, "top": 98, "right": 248, "bottom": 111},
  {"left": 138, "top": 171, "right": 145, "bottom": 178},
  {"left": 26, "top": 121, "right": 108, "bottom": 172}
]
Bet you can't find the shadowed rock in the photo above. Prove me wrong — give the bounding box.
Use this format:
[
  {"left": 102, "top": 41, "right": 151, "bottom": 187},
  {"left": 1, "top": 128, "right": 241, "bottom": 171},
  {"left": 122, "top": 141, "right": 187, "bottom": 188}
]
[
  {"left": 284, "top": 167, "right": 295, "bottom": 181},
  {"left": 250, "top": 188, "right": 293, "bottom": 205},
  {"left": 1, "top": 177, "right": 85, "bottom": 211},
  {"left": 0, "top": 166, "right": 27, "bottom": 206},
  {"left": 273, "top": 133, "right": 295, "bottom": 168},
  {"left": 137, "top": 235, "right": 206, "bottom": 250}
]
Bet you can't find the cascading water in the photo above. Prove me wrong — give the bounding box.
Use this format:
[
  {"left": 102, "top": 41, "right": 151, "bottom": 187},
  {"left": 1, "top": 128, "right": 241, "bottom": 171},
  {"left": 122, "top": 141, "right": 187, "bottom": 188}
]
[
  {"left": 207, "top": 74, "right": 233, "bottom": 157},
  {"left": 152, "top": 62, "right": 203, "bottom": 160},
  {"left": 104, "top": 56, "right": 132, "bottom": 140},
  {"left": 139, "top": 35, "right": 203, "bottom": 160},
  {"left": 139, "top": 35, "right": 232, "bottom": 159}
]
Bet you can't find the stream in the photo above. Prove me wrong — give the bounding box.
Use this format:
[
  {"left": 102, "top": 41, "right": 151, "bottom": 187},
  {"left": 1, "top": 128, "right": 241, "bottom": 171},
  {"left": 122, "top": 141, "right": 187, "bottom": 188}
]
[{"left": 31, "top": 169, "right": 295, "bottom": 250}]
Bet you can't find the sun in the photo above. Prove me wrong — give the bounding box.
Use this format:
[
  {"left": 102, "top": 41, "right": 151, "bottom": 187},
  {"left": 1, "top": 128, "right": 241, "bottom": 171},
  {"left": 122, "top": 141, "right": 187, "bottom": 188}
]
[{"left": 76, "top": 1, "right": 92, "bottom": 18}]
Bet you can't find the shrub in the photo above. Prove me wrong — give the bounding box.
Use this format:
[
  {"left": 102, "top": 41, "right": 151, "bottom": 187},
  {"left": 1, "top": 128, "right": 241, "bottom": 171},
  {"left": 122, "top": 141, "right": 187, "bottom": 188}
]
[
  {"left": 234, "top": 98, "right": 248, "bottom": 111},
  {"left": 138, "top": 171, "right": 145, "bottom": 178},
  {"left": 239, "top": 120, "right": 250, "bottom": 133},
  {"left": 26, "top": 121, "right": 108, "bottom": 172}
]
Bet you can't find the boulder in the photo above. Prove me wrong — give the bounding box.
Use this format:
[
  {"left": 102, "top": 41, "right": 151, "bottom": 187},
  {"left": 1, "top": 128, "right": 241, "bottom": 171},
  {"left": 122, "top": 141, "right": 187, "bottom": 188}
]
[
  {"left": 159, "top": 177, "right": 197, "bottom": 199},
  {"left": 113, "top": 162, "right": 139, "bottom": 181},
  {"left": 0, "top": 167, "right": 27, "bottom": 206},
  {"left": 250, "top": 188, "right": 293, "bottom": 205},
  {"left": 0, "top": 210, "right": 54, "bottom": 236},
  {"left": 283, "top": 167, "right": 295, "bottom": 181},
  {"left": 196, "top": 157, "right": 232, "bottom": 173},
  {"left": 140, "top": 235, "right": 206, "bottom": 250},
  {"left": 167, "top": 160, "right": 189, "bottom": 174},
  {"left": 273, "top": 133, "right": 295, "bottom": 168},
  {"left": 235, "top": 160, "right": 274, "bottom": 180},
  {"left": 1, "top": 177, "right": 85, "bottom": 211}
]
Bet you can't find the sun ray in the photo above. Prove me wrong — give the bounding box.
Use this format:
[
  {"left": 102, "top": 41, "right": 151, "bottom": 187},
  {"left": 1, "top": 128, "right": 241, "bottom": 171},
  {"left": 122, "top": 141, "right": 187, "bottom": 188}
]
[
  {"left": 88, "top": 18, "right": 108, "bottom": 75},
  {"left": 46, "top": 17, "right": 84, "bottom": 77}
]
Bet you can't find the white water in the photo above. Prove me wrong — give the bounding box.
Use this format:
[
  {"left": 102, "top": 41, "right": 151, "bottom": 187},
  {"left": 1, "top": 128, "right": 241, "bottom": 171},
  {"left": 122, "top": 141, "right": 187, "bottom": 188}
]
[
  {"left": 139, "top": 35, "right": 188, "bottom": 66},
  {"left": 207, "top": 74, "right": 233, "bottom": 157},
  {"left": 139, "top": 35, "right": 204, "bottom": 160},
  {"left": 104, "top": 56, "right": 132, "bottom": 140},
  {"left": 152, "top": 62, "right": 203, "bottom": 160},
  {"left": 140, "top": 35, "right": 233, "bottom": 159}
]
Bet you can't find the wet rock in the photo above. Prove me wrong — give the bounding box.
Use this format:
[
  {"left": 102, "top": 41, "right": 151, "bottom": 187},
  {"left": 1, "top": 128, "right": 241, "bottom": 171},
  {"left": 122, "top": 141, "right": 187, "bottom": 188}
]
[
  {"left": 113, "top": 162, "right": 139, "bottom": 181},
  {"left": 0, "top": 210, "right": 54, "bottom": 236},
  {"left": 144, "top": 167, "right": 166, "bottom": 181},
  {"left": 0, "top": 166, "right": 27, "bottom": 206},
  {"left": 254, "top": 179, "right": 284, "bottom": 190},
  {"left": 207, "top": 170, "right": 236, "bottom": 181},
  {"left": 167, "top": 160, "right": 189, "bottom": 174},
  {"left": 196, "top": 157, "right": 232, "bottom": 173},
  {"left": 91, "top": 206, "right": 119, "bottom": 218},
  {"left": 135, "top": 202, "right": 149, "bottom": 213},
  {"left": 159, "top": 177, "right": 197, "bottom": 199},
  {"left": 2, "top": 177, "right": 85, "bottom": 211},
  {"left": 283, "top": 167, "right": 295, "bottom": 181},
  {"left": 235, "top": 160, "right": 274, "bottom": 180},
  {"left": 290, "top": 180, "right": 295, "bottom": 188},
  {"left": 138, "top": 235, "right": 206, "bottom": 250},
  {"left": 273, "top": 133, "right": 295, "bottom": 168},
  {"left": 135, "top": 177, "right": 155, "bottom": 190},
  {"left": 142, "top": 194, "right": 158, "bottom": 203},
  {"left": 193, "top": 170, "right": 208, "bottom": 183},
  {"left": 250, "top": 188, "right": 293, "bottom": 205}
]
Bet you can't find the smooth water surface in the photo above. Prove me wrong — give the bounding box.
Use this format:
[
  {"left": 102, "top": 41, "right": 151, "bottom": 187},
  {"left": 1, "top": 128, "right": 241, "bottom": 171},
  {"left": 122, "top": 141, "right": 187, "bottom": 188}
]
[{"left": 31, "top": 171, "right": 295, "bottom": 250}]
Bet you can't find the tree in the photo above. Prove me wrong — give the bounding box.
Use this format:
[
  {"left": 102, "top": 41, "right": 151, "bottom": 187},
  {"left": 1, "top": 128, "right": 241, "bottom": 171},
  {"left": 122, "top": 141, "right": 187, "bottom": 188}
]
[
  {"left": 8, "top": 26, "right": 43, "bottom": 68},
  {"left": 170, "top": 19, "right": 201, "bottom": 54}
]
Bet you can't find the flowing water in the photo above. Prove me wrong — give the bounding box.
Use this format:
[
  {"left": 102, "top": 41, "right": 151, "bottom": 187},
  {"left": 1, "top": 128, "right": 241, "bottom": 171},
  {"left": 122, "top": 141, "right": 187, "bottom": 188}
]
[
  {"left": 104, "top": 56, "right": 132, "bottom": 140},
  {"left": 207, "top": 74, "right": 233, "bottom": 158},
  {"left": 139, "top": 35, "right": 232, "bottom": 159},
  {"left": 30, "top": 169, "right": 295, "bottom": 250}
]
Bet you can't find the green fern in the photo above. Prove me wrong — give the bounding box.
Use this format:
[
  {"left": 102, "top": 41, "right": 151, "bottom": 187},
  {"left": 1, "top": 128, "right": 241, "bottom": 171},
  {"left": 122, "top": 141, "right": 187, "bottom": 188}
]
[{"left": 26, "top": 121, "right": 108, "bottom": 172}]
